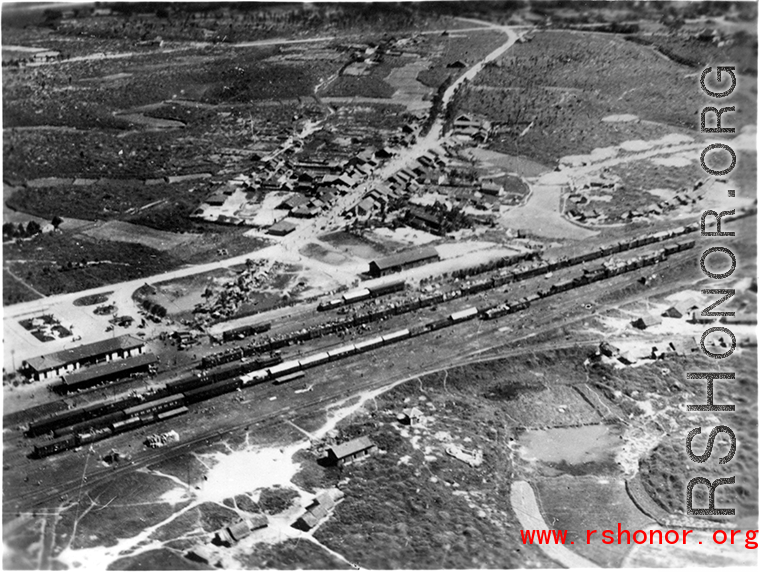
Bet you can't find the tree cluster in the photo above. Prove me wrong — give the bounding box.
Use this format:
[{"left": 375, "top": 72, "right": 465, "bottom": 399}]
[{"left": 3, "top": 221, "right": 42, "bottom": 240}]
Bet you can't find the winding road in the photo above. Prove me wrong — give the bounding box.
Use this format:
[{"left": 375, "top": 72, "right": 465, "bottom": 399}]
[{"left": 3, "top": 20, "right": 523, "bottom": 370}]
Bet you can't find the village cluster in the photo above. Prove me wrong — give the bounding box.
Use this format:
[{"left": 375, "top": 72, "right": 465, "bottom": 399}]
[{"left": 193, "top": 113, "right": 507, "bottom": 238}]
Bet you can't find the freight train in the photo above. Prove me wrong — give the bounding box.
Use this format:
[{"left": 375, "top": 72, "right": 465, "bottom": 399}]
[
  {"left": 33, "top": 400, "right": 189, "bottom": 458},
  {"left": 204, "top": 226, "right": 698, "bottom": 363},
  {"left": 27, "top": 233, "right": 697, "bottom": 458},
  {"left": 26, "top": 354, "right": 282, "bottom": 440},
  {"left": 317, "top": 280, "right": 406, "bottom": 311}
]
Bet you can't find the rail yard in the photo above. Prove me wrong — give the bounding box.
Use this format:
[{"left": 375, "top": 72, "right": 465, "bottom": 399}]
[{"left": 3, "top": 2, "right": 757, "bottom": 570}]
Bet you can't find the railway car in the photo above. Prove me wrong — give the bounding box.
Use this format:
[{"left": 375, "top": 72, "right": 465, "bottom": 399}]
[
  {"left": 124, "top": 394, "right": 185, "bottom": 418},
  {"left": 343, "top": 288, "right": 371, "bottom": 304},
  {"left": 166, "top": 374, "right": 206, "bottom": 394},
  {"left": 57, "top": 411, "right": 126, "bottom": 438},
  {"left": 268, "top": 360, "right": 302, "bottom": 378},
  {"left": 78, "top": 427, "right": 112, "bottom": 445},
  {"left": 663, "top": 243, "right": 680, "bottom": 256},
  {"left": 426, "top": 318, "right": 450, "bottom": 332},
  {"left": 268, "top": 339, "right": 289, "bottom": 352},
  {"left": 428, "top": 293, "right": 445, "bottom": 305},
  {"left": 368, "top": 280, "right": 405, "bottom": 297},
  {"left": 298, "top": 352, "right": 330, "bottom": 369},
  {"left": 26, "top": 409, "right": 89, "bottom": 438},
  {"left": 450, "top": 307, "right": 479, "bottom": 323},
  {"left": 525, "top": 293, "right": 541, "bottom": 304},
  {"left": 408, "top": 324, "right": 428, "bottom": 337},
  {"left": 354, "top": 336, "right": 385, "bottom": 352},
  {"left": 273, "top": 371, "right": 306, "bottom": 385},
  {"left": 32, "top": 435, "right": 78, "bottom": 458},
  {"left": 184, "top": 380, "right": 235, "bottom": 404},
  {"left": 111, "top": 416, "right": 143, "bottom": 434},
  {"left": 510, "top": 298, "right": 531, "bottom": 312},
  {"left": 670, "top": 225, "right": 686, "bottom": 236},
  {"left": 518, "top": 266, "right": 541, "bottom": 280},
  {"left": 317, "top": 299, "right": 343, "bottom": 312},
  {"left": 327, "top": 344, "right": 357, "bottom": 361},
  {"left": 241, "top": 369, "right": 269, "bottom": 385},
  {"left": 483, "top": 304, "right": 510, "bottom": 319},
  {"left": 381, "top": 329, "right": 410, "bottom": 344},
  {"left": 157, "top": 407, "right": 188, "bottom": 421},
  {"left": 551, "top": 279, "right": 574, "bottom": 294}
]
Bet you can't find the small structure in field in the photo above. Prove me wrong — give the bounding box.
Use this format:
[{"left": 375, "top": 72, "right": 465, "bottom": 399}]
[
  {"left": 662, "top": 299, "right": 698, "bottom": 319},
  {"left": 292, "top": 489, "right": 344, "bottom": 531},
  {"left": 632, "top": 314, "right": 662, "bottom": 330},
  {"left": 214, "top": 515, "right": 268, "bottom": 546},
  {"left": 397, "top": 407, "right": 425, "bottom": 426},
  {"left": 268, "top": 220, "right": 297, "bottom": 236},
  {"left": 325, "top": 436, "right": 376, "bottom": 466}
]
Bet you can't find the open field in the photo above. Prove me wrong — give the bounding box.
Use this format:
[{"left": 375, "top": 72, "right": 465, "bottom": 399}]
[
  {"left": 2, "top": 269, "right": 43, "bottom": 306},
  {"left": 452, "top": 29, "right": 754, "bottom": 166}
]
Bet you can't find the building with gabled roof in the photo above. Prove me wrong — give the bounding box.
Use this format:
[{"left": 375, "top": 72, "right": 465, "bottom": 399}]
[
  {"left": 23, "top": 335, "right": 145, "bottom": 381},
  {"left": 399, "top": 407, "right": 424, "bottom": 426},
  {"left": 292, "top": 490, "right": 344, "bottom": 531},
  {"left": 368, "top": 246, "right": 439, "bottom": 277},
  {"left": 632, "top": 314, "right": 662, "bottom": 330},
  {"left": 214, "top": 515, "right": 268, "bottom": 546},
  {"left": 326, "top": 436, "right": 376, "bottom": 466},
  {"left": 268, "top": 220, "right": 298, "bottom": 236},
  {"left": 663, "top": 299, "right": 698, "bottom": 319}
]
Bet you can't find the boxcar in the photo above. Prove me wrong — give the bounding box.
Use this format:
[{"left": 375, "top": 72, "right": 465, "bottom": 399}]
[
  {"left": 124, "top": 395, "right": 185, "bottom": 418},
  {"left": 298, "top": 352, "right": 330, "bottom": 369},
  {"left": 327, "top": 344, "right": 357, "bottom": 361},
  {"left": 354, "top": 337, "right": 384, "bottom": 352}
]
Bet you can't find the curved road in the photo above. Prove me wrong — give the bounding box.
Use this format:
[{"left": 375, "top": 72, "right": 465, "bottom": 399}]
[
  {"left": 3, "top": 22, "right": 523, "bottom": 370},
  {"left": 511, "top": 480, "right": 600, "bottom": 568}
]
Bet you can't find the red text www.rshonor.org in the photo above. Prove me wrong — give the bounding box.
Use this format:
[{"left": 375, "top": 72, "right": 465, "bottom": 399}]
[{"left": 520, "top": 525, "right": 759, "bottom": 549}]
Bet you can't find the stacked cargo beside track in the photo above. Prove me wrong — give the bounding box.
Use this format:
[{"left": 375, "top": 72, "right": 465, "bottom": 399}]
[{"left": 220, "top": 322, "right": 271, "bottom": 343}]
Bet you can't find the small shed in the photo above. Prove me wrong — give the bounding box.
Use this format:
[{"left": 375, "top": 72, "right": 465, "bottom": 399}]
[
  {"left": 268, "top": 220, "right": 297, "bottom": 236},
  {"left": 632, "top": 314, "right": 662, "bottom": 330},
  {"left": 617, "top": 352, "right": 637, "bottom": 365},
  {"left": 292, "top": 490, "right": 343, "bottom": 531},
  {"left": 599, "top": 341, "right": 620, "bottom": 358},
  {"left": 398, "top": 407, "right": 424, "bottom": 426},
  {"left": 326, "top": 436, "right": 376, "bottom": 466},
  {"left": 663, "top": 299, "right": 697, "bottom": 319}
]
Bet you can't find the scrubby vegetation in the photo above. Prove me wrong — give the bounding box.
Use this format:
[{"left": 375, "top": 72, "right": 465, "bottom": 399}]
[
  {"left": 451, "top": 30, "right": 755, "bottom": 166},
  {"left": 638, "top": 350, "right": 758, "bottom": 520}
]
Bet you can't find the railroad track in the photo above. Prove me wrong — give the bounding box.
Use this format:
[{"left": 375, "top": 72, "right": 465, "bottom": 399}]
[
  {"left": 3, "top": 225, "right": 721, "bottom": 513},
  {"left": 5, "top": 321, "right": 602, "bottom": 516}
]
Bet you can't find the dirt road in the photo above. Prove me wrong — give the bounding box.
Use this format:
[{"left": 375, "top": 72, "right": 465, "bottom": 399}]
[{"left": 510, "top": 480, "right": 600, "bottom": 568}]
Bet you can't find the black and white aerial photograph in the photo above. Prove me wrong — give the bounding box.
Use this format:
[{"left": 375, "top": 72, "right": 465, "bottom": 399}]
[{"left": 2, "top": 0, "right": 757, "bottom": 569}]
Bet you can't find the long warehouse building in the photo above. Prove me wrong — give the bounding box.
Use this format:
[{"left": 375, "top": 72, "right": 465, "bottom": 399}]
[
  {"left": 56, "top": 353, "right": 157, "bottom": 393},
  {"left": 368, "top": 246, "right": 439, "bottom": 278},
  {"left": 22, "top": 335, "right": 146, "bottom": 381}
]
